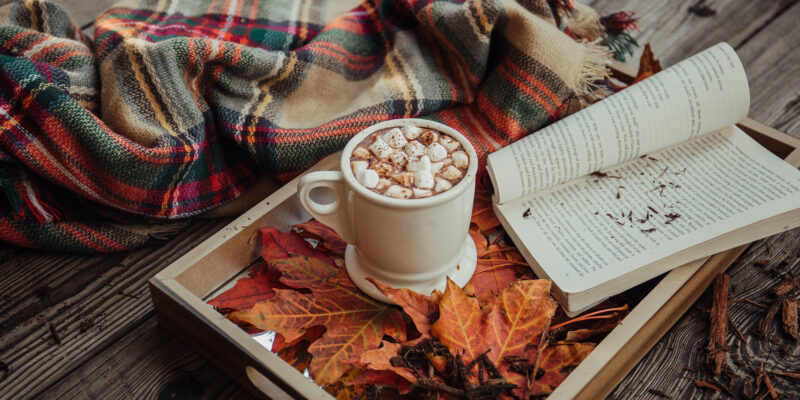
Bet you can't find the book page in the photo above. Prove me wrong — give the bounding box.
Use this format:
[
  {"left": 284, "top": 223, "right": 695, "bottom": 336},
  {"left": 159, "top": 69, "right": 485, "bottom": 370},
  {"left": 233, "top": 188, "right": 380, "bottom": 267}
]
[
  {"left": 495, "top": 126, "right": 800, "bottom": 293},
  {"left": 488, "top": 43, "right": 750, "bottom": 204}
]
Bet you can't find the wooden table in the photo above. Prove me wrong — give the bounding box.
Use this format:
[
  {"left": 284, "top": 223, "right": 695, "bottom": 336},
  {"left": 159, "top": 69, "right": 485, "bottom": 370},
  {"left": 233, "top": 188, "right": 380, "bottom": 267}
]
[{"left": 1, "top": 0, "right": 798, "bottom": 398}]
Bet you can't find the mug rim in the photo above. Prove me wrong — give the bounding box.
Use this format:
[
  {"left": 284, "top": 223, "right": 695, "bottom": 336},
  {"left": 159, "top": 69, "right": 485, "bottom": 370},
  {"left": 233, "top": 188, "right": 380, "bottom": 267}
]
[{"left": 340, "top": 118, "right": 479, "bottom": 208}]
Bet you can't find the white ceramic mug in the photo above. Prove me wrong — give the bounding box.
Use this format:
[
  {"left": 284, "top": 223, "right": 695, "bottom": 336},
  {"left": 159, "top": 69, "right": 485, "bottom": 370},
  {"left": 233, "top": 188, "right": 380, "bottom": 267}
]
[{"left": 297, "top": 119, "right": 478, "bottom": 302}]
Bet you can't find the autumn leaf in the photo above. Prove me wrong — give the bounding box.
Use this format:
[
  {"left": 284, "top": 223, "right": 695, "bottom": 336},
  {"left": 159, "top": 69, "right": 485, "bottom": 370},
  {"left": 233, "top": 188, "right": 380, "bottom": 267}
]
[
  {"left": 469, "top": 228, "right": 489, "bottom": 256},
  {"left": 504, "top": 343, "right": 596, "bottom": 397},
  {"left": 323, "top": 367, "right": 379, "bottom": 400},
  {"left": 260, "top": 227, "right": 334, "bottom": 265},
  {"left": 294, "top": 220, "right": 348, "bottom": 256},
  {"left": 369, "top": 277, "right": 442, "bottom": 337},
  {"left": 632, "top": 43, "right": 662, "bottom": 84},
  {"left": 276, "top": 336, "right": 314, "bottom": 372},
  {"left": 350, "top": 369, "right": 412, "bottom": 395},
  {"left": 228, "top": 256, "right": 407, "bottom": 385},
  {"left": 358, "top": 341, "right": 417, "bottom": 385},
  {"left": 272, "top": 325, "right": 326, "bottom": 353},
  {"left": 471, "top": 189, "right": 501, "bottom": 232},
  {"left": 207, "top": 261, "right": 283, "bottom": 311},
  {"left": 484, "top": 280, "right": 557, "bottom": 364},
  {"left": 431, "top": 278, "right": 487, "bottom": 363},
  {"left": 468, "top": 258, "right": 527, "bottom": 306}
]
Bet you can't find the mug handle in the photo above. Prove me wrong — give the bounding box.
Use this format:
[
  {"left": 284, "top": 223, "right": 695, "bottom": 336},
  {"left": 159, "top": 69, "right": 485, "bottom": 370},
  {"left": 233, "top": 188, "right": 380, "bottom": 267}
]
[{"left": 297, "top": 171, "right": 355, "bottom": 244}]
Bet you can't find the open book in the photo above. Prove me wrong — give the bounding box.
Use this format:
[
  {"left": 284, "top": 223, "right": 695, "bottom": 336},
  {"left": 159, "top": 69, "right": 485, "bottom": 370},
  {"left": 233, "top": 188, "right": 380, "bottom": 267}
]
[{"left": 486, "top": 43, "right": 800, "bottom": 315}]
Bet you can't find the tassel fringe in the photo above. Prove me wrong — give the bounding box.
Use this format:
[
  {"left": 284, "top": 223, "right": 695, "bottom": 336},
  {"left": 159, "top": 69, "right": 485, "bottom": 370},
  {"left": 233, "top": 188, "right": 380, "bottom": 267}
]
[{"left": 574, "top": 39, "right": 613, "bottom": 101}]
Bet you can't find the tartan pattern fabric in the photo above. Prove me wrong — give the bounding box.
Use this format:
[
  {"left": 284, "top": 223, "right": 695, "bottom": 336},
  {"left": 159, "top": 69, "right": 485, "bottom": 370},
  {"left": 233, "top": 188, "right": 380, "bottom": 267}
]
[{"left": 0, "top": 0, "right": 609, "bottom": 252}]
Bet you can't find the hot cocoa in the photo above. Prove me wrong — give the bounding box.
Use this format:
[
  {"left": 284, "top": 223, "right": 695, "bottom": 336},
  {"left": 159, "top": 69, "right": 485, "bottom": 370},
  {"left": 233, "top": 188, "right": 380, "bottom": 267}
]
[{"left": 350, "top": 125, "right": 470, "bottom": 199}]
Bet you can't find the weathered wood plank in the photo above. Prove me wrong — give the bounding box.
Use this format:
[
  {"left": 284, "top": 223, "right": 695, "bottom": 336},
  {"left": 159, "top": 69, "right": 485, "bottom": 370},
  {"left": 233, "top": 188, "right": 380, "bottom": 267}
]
[
  {"left": 736, "top": 3, "right": 800, "bottom": 139},
  {"left": 0, "top": 219, "right": 233, "bottom": 400},
  {"left": 587, "top": 0, "right": 797, "bottom": 68},
  {"left": 38, "top": 318, "right": 253, "bottom": 400}
]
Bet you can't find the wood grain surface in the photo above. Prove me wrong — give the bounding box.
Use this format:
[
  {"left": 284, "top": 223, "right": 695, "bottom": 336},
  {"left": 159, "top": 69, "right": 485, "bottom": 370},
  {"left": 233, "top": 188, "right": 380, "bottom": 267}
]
[{"left": 0, "top": 0, "right": 798, "bottom": 399}]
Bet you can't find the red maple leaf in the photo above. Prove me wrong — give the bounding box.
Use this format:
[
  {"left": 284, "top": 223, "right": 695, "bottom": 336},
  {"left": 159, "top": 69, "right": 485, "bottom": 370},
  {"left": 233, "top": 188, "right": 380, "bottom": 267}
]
[{"left": 260, "top": 226, "right": 334, "bottom": 265}]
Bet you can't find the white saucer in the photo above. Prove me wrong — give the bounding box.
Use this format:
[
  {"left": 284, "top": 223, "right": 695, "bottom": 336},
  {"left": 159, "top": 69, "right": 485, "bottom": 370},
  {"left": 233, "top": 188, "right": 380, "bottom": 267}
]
[{"left": 344, "top": 235, "right": 478, "bottom": 303}]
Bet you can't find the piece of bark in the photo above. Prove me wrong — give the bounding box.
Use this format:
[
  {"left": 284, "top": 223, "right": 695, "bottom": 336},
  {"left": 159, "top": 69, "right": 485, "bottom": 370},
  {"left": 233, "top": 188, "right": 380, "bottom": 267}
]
[
  {"left": 694, "top": 379, "right": 721, "bottom": 392},
  {"left": 759, "top": 301, "right": 781, "bottom": 340},
  {"left": 782, "top": 298, "right": 798, "bottom": 340},
  {"left": 772, "top": 276, "right": 799, "bottom": 297},
  {"left": 705, "top": 274, "right": 729, "bottom": 375},
  {"left": 742, "top": 377, "right": 755, "bottom": 399},
  {"left": 763, "top": 372, "right": 778, "bottom": 400},
  {"left": 767, "top": 370, "right": 800, "bottom": 380}
]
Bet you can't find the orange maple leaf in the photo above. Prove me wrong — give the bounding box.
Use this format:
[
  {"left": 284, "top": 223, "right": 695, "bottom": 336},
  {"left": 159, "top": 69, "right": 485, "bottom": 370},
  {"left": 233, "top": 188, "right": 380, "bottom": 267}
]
[
  {"left": 431, "top": 278, "right": 487, "bottom": 363},
  {"left": 229, "top": 256, "right": 407, "bottom": 385},
  {"left": 432, "top": 278, "right": 556, "bottom": 366},
  {"left": 484, "top": 280, "right": 557, "bottom": 364}
]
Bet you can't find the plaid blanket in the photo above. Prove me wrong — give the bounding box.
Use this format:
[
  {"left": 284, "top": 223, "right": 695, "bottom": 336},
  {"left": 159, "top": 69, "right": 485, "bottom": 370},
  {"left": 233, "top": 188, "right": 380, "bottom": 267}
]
[{"left": 0, "top": 0, "right": 633, "bottom": 252}]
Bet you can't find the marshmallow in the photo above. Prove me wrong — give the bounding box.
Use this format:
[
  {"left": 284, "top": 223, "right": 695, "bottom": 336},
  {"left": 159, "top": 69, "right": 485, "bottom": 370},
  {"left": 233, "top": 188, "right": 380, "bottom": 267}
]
[
  {"left": 440, "top": 165, "right": 463, "bottom": 180},
  {"left": 372, "top": 161, "right": 395, "bottom": 176},
  {"left": 434, "top": 177, "right": 453, "bottom": 193},
  {"left": 419, "top": 130, "right": 438, "bottom": 146},
  {"left": 385, "top": 185, "right": 413, "bottom": 199},
  {"left": 389, "top": 150, "right": 408, "bottom": 168},
  {"left": 352, "top": 146, "right": 370, "bottom": 159},
  {"left": 351, "top": 160, "right": 368, "bottom": 176},
  {"left": 402, "top": 125, "right": 423, "bottom": 140},
  {"left": 415, "top": 170, "right": 434, "bottom": 189},
  {"left": 452, "top": 151, "right": 469, "bottom": 169},
  {"left": 413, "top": 188, "right": 433, "bottom": 198},
  {"left": 407, "top": 155, "right": 431, "bottom": 172},
  {"left": 357, "top": 169, "right": 379, "bottom": 188},
  {"left": 382, "top": 128, "right": 408, "bottom": 149},
  {"left": 376, "top": 178, "right": 393, "bottom": 191},
  {"left": 426, "top": 143, "right": 448, "bottom": 162},
  {"left": 439, "top": 135, "right": 460, "bottom": 152},
  {"left": 369, "top": 137, "right": 393, "bottom": 159},
  {"left": 392, "top": 172, "right": 414, "bottom": 187},
  {"left": 404, "top": 141, "right": 426, "bottom": 158},
  {"left": 430, "top": 161, "right": 445, "bottom": 174}
]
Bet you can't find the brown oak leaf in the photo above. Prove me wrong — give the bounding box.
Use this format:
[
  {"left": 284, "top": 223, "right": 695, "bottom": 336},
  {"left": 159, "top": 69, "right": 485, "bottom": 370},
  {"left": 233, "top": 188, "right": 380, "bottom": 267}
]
[
  {"left": 369, "top": 277, "right": 442, "bottom": 338},
  {"left": 294, "top": 220, "right": 348, "bottom": 256},
  {"left": 229, "top": 256, "right": 407, "bottom": 385},
  {"left": 358, "top": 341, "right": 417, "bottom": 384},
  {"left": 632, "top": 43, "right": 662, "bottom": 84}
]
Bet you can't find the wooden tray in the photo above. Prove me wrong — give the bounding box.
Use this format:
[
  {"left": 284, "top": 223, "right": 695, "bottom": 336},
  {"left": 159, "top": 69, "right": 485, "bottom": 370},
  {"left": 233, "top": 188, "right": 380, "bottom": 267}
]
[{"left": 148, "top": 64, "right": 800, "bottom": 399}]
